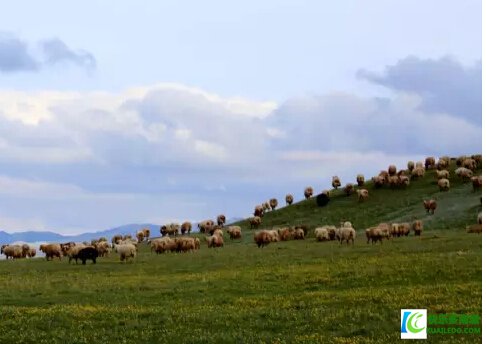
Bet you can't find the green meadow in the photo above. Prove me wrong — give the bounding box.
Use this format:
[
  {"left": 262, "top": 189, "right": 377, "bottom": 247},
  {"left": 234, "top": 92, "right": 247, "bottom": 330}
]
[{"left": 0, "top": 164, "right": 481, "bottom": 343}]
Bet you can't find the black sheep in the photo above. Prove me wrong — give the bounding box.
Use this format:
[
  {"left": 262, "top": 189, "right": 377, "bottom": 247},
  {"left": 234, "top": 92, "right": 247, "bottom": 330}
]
[{"left": 76, "top": 247, "right": 98, "bottom": 265}]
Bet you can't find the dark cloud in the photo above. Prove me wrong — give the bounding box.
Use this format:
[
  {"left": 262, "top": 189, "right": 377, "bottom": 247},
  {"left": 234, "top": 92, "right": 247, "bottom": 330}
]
[
  {"left": 0, "top": 34, "right": 38, "bottom": 72},
  {"left": 357, "top": 56, "right": 481, "bottom": 124},
  {"left": 0, "top": 33, "right": 96, "bottom": 73},
  {"left": 41, "top": 38, "right": 96, "bottom": 70}
]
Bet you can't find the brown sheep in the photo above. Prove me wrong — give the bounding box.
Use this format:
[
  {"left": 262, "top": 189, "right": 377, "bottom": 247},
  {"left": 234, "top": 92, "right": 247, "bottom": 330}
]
[
  {"left": 304, "top": 186, "right": 314, "bottom": 199},
  {"left": 398, "top": 223, "right": 411, "bottom": 236},
  {"left": 412, "top": 220, "right": 423, "bottom": 236},
  {"left": 226, "top": 226, "right": 242, "bottom": 239},
  {"left": 388, "top": 165, "right": 397, "bottom": 176},
  {"left": 356, "top": 174, "right": 365, "bottom": 187},
  {"left": 425, "top": 157, "right": 436, "bottom": 170},
  {"left": 254, "top": 230, "right": 272, "bottom": 247},
  {"left": 39, "top": 243, "right": 62, "bottom": 261},
  {"left": 389, "top": 175, "right": 400, "bottom": 188},
  {"left": 399, "top": 175, "right": 410, "bottom": 187},
  {"left": 277, "top": 227, "right": 291, "bottom": 241},
  {"left": 436, "top": 159, "right": 448, "bottom": 170},
  {"left": 254, "top": 205, "right": 264, "bottom": 217},
  {"left": 249, "top": 216, "right": 262, "bottom": 229},
  {"left": 462, "top": 158, "right": 477, "bottom": 171},
  {"left": 269, "top": 198, "right": 278, "bottom": 210},
  {"left": 160, "top": 223, "right": 180, "bottom": 236},
  {"left": 332, "top": 176, "right": 341, "bottom": 189},
  {"left": 136, "top": 231, "right": 145, "bottom": 243},
  {"left": 471, "top": 154, "right": 482, "bottom": 167},
  {"left": 217, "top": 214, "right": 226, "bottom": 226},
  {"left": 344, "top": 183, "right": 354, "bottom": 196},
  {"left": 111, "top": 235, "right": 123, "bottom": 245},
  {"left": 206, "top": 234, "right": 224, "bottom": 248},
  {"left": 471, "top": 176, "right": 482, "bottom": 192},
  {"left": 285, "top": 194, "right": 294, "bottom": 206},
  {"left": 423, "top": 199, "right": 437, "bottom": 214},
  {"left": 180, "top": 221, "right": 192, "bottom": 235},
  {"left": 466, "top": 224, "right": 482, "bottom": 234},
  {"left": 198, "top": 220, "right": 215, "bottom": 234},
  {"left": 372, "top": 175, "right": 385, "bottom": 188},
  {"left": 290, "top": 228, "right": 305, "bottom": 240}
]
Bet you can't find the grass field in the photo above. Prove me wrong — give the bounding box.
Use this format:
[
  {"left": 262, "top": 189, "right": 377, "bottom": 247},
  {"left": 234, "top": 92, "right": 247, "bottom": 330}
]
[{"left": 0, "top": 164, "right": 482, "bottom": 343}]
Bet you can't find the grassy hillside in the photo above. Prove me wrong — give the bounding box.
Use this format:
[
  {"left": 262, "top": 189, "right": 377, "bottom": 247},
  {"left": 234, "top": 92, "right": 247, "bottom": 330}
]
[
  {"left": 233, "top": 163, "right": 481, "bottom": 232},
  {"left": 0, "top": 162, "right": 481, "bottom": 343}
]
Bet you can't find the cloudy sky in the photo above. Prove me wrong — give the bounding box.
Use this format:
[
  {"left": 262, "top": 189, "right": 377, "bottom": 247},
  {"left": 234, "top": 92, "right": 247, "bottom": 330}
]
[{"left": 0, "top": 1, "right": 481, "bottom": 234}]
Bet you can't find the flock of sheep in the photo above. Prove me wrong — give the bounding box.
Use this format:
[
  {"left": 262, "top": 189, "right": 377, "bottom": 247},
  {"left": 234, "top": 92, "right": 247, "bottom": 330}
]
[
  {"left": 0, "top": 154, "right": 482, "bottom": 263},
  {"left": 247, "top": 154, "right": 482, "bottom": 231}
]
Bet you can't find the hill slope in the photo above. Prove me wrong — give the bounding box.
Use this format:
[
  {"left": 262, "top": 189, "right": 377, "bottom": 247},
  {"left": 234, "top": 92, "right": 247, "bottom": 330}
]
[{"left": 233, "top": 163, "right": 481, "bottom": 232}]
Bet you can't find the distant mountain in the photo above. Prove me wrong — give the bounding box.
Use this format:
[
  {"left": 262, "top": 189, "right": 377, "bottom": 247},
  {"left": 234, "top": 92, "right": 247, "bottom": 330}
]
[{"left": 0, "top": 224, "right": 161, "bottom": 244}]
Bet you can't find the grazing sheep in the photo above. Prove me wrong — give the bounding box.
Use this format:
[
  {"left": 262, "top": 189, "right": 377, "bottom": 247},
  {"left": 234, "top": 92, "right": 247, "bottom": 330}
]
[
  {"left": 269, "top": 198, "right": 278, "bottom": 210},
  {"left": 254, "top": 230, "right": 272, "bottom": 248},
  {"left": 471, "top": 176, "right": 482, "bottom": 192},
  {"left": 462, "top": 158, "right": 477, "bottom": 171},
  {"left": 466, "top": 224, "right": 482, "bottom": 234},
  {"left": 122, "top": 235, "right": 132, "bottom": 241},
  {"left": 111, "top": 235, "right": 123, "bottom": 245},
  {"left": 344, "top": 183, "right": 354, "bottom": 196},
  {"left": 151, "top": 237, "right": 176, "bottom": 254},
  {"left": 277, "top": 228, "right": 291, "bottom": 241},
  {"left": 267, "top": 230, "right": 280, "bottom": 242},
  {"left": 365, "top": 227, "right": 386, "bottom": 244},
  {"left": 66, "top": 244, "right": 88, "bottom": 264},
  {"left": 315, "top": 192, "right": 330, "bottom": 207},
  {"left": 206, "top": 234, "right": 224, "bottom": 248},
  {"left": 285, "top": 194, "right": 294, "bottom": 206},
  {"left": 142, "top": 229, "right": 150, "bottom": 240},
  {"left": 114, "top": 244, "right": 137, "bottom": 262},
  {"left": 226, "top": 226, "right": 242, "bottom": 239},
  {"left": 423, "top": 199, "right": 437, "bottom": 214},
  {"left": 455, "top": 167, "right": 473, "bottom": 181},
  {"left": 336, "top": 226, "right": 356, "bottom": 245},
  {"left": 389, "top": 175, "right": 400, "bottom": 188},
  {"left": 314, "top": 227, "right": 330, "bottom": 241},
  {"left": 407, "top": 161, "right": 415, "bottom": 172},
  {"left": 136, "top": 230, "right": 145, "bottom": 243},
  {"left": 437, "top": 178, "right": 450, "bottom": 191},
  {"left": 436, "top": 159, "right": 448, "bottom": 170},
  {"left": 254, "top": 205, "right": 264, "bottom": 217},
  {"left": 388, "top": 165, "right": 397, "bottom": 176},
  {"left": 75, "top": 247, "right": 98, "bottom": 265},
  {"left": 160, "top": 223, "right": 180, "bottom": 237},
  {"left": 249, "top": 216, "right": 262, "bottom": 229},
  {"left": 357, "top": 189, "right": 369, "bottom": 202},
  {"left": 262, "top": 202, "right": 271, "bottom": 212},
  {"left": 39, "top": 243, "right": 62, "bottom": 261},
  {"left": 390, "top": 223, "right": 399, "bottom": 237},
  {"left": 436, "top": 170, "right": 450, "bottom": 179},
  {"left": 332, "top": 176, "right": 341, "bottom": 189},
  {"left": 212, "top": 228, "right": 224, "bottom": 238},
  {"left": 425, "top": 157, "right": 436, "bottom": 170},
  {"left": 456, "top": 155, "right": 468, "bottom": 167},
  {"left": 411, "top": 167, "right": 425, "bottom": 180},
  {"left": 304, "top": 186, "right": 314, "bottom": 199},
  {"left": 95, "top": 241, "right": 110, "bottom": 257},
  {"left": 1, "top": 245, "right": 28, "bottom": 259},
  {"left": 471, "top": 154, "right": 482, "bottom": 167},
  {"left": 439, "top": 156, "right": 451, "bottom": 167},
  {"left": 180, "top": 221, "right": 192, "bottom": 235},
  {"left": 356, "top": 174, "right": 365, "bottom": 187},
  {"left": 175, "top": 237, "right": 197, "bottom": 253},
  {"left": 217, "top": 214, "right": 226, "bottom": 226},
  {"left": 416, "top": 161, "right": 424, "bottom": 169},
  {"left": 477, "top": 212, "right": 482, "bottom": 225},
  {"left": 198, "top": 220, "right": 215, "bottom": 234},
  {"left": 24, "top": 245, "right": 36, "bottom": 258},
  {"left": 412, "top": 220, "right": 423, "bottom": 236},
  {"left": 399, "top": 175, "right": 410, "bottom": 187},
  {"left": 398, "top": 223, "right": 411, "bottom": 236},
  {"left": 372, "top": 175, "right": 386, "bottom": 188},
  {"left": 291, "top": 228, "right": 305, "bottom": 240}
]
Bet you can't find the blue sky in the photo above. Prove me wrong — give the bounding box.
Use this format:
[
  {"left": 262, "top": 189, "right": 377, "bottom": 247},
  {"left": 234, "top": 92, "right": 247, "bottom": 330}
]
[{"left": 0, "top": 1, "right": 481, "bottom": 233}]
